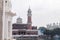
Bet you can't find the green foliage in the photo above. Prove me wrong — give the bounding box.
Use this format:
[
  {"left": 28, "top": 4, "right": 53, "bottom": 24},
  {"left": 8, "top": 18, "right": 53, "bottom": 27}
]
[
  {"left": 39, "top": 27, "right": 60, "bottom": 39},
  {"left": 43, "top": 28, "right": 60, "bottom": 36},
  {"left": 53, "top": 28, "right": 60, "bottom": 35}
]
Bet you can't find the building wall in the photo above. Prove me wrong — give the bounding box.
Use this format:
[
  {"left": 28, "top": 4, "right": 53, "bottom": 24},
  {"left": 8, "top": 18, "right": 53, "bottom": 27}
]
[
  {"left": 0, "top": 0, "right": 15, "bottom": 40},
  {"left": 4, "top": 13, "right": 13, "bottom": 40},
  {"left": 7, "top": 14, "right": 13, "bottom": 40},
  {"left": 0, "top": 0, "right": 3, "bottom": 40},
  {"left": 5, "top": 0, "right": 11, "bottom": 12},
  {"left": 3, "top": 0, "right": 15, "bottom": 40}
]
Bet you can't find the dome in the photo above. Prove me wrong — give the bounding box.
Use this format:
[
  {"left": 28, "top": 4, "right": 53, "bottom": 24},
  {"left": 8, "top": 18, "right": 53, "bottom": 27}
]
[{"left": 16, "top": 17, "right": 22, "bottom": 24}]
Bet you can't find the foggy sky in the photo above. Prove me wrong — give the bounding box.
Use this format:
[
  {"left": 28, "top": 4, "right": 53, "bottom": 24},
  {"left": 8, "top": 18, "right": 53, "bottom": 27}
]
[{"left": 11, "top": 0, "right": 60, "bottom": 27}]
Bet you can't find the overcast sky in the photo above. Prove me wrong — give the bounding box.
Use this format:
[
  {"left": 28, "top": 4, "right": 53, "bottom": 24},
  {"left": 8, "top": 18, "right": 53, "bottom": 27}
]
[{"left": 11, "top": 0, "right": 60, "bottom": 27}]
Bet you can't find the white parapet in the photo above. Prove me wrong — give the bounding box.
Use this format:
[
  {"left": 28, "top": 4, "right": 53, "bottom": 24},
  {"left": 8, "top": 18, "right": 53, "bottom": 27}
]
[
  {"left": 12, "top": 29, "right": 38, "bottom": 31},
  {"left": 13, "top": 35, "right": 38, "bottom": 37}
]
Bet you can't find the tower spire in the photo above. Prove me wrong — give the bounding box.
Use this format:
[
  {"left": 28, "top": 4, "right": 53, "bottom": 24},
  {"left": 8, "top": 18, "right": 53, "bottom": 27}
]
[{"left": 29, "top": 5, "right": 30, "bottom": 9}]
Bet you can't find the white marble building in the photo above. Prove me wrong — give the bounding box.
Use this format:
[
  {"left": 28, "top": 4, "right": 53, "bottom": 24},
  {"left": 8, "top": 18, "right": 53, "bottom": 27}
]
[{"left": 2, "top": 0, "right": 16, "bottom": 40}]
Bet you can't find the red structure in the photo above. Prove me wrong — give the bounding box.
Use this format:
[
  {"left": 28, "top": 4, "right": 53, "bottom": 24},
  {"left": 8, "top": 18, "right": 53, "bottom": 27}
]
[
  {"left": 12, "top": 24, "right": 37, "bottom": 35},
  {"left": 27, "top": 7, "right": 32, "bottom": 29},
  {"left": 12, "top": 8, "right": 38, "bottom": 40}
]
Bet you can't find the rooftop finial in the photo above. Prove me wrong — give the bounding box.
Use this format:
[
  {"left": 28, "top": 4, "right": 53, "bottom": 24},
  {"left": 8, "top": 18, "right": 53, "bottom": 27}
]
[{"left": 29, "top": 5, "right": 30, "bottom": 9}]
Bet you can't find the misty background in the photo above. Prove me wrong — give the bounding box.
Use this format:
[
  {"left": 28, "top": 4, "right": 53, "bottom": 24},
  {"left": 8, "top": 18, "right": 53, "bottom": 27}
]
[{"left": 11, "top": 0, "right": 60, "bottom": 27}]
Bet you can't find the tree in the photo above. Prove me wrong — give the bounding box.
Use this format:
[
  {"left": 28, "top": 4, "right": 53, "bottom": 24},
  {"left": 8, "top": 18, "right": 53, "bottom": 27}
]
[
  {"left": 38, "top": 27, "right": 47, "bottom": 33},
  {"left": 53, "top": 28, "right": 60, "bottom": 35}
]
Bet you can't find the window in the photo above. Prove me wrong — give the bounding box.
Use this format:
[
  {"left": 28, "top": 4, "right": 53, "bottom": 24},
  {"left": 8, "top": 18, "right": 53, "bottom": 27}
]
[
  {"left": 13, "top": 33, "right": 16, "bottom": 35},
  {"left": 18, "top": 32, "right": 20, "bottom": 35}
]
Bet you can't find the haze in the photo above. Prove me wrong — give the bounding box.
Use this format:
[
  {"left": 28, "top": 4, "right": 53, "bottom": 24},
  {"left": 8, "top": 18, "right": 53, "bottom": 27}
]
[{"left": 11, "top": 0, "right": 60, "bottom": 27}]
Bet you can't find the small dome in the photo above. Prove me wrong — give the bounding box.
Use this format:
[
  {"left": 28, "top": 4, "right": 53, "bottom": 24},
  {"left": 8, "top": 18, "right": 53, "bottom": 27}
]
[{"left": 16, "top": 17, "right": 22, "bottom": 24}]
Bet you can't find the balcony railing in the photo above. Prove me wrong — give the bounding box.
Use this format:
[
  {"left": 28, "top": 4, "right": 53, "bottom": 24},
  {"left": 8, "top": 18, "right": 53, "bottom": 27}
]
[
  {"left": 12, "top": 29, "right": 38, "bottom": 31},
  {"left": 13, "top": 35, "right": 38, "bottom": 37}
]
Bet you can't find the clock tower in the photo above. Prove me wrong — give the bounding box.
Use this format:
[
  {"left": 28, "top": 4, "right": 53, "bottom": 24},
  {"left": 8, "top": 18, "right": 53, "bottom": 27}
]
[{"left": 27, "top": 7, "right": 32, "bottom": 29}]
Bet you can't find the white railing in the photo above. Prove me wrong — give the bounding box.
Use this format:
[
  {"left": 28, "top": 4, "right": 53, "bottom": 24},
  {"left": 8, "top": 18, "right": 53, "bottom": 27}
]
[
  {"left": 12, "top": 35, "right": 38, "bottom": 37},
  {"left": 12, "top": 29, "right": 38, "bottom": 31},
  {"left": 26, "top": 29, "right": 38, "bottom": 31},
  {"left": 12, "top": 29, "right": 26, "bottom": 31}
]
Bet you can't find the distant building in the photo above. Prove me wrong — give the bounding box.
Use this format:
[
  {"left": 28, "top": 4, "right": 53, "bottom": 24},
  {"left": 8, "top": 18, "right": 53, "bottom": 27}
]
[
  {"left": 12, "top": 7, "right": 38, "bottom": 40},
  {"left": 27, "top": 7, "right": 32, "bottom": 29},
  {"left": 47, "top": 23, "right": 60, "bottom": 30}
]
